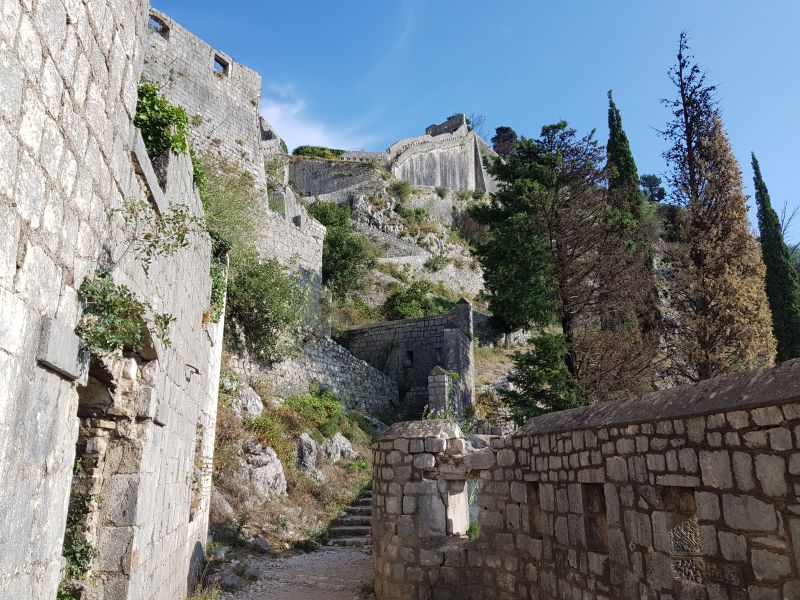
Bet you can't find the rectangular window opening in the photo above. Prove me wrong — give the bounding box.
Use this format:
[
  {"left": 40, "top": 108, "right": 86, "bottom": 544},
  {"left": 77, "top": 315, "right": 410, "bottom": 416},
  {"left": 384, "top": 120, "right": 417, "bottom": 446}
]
[
  {"left": 526, "top": 483, "right": 545, "bottom": 540},
  {"left": 148, "top": 14, "right": 169, "bottom": 39},
  {"left": 582, "top": 483, "right": 608, "bottom": 553},
  {"left": 213, "top": 54, "right": 230, "bottom": 76}
]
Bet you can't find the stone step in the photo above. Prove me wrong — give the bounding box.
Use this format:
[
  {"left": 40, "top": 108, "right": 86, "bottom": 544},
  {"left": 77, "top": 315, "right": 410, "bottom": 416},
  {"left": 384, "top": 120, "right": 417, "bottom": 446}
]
[
  {"left": 347, "top": 506, "right": 372, "bottom": 516},
  {"left": 354, "top": 498, "right": 372, "bottom": 507},
  {"left": 330, "top": 525, "right": 371, "bottom": 538},
  {"left": 328, "top": 537, "right": 371, "bottom": 548},
  {"left": 336, "top": 515, "right": 371, "bottom": 526}
]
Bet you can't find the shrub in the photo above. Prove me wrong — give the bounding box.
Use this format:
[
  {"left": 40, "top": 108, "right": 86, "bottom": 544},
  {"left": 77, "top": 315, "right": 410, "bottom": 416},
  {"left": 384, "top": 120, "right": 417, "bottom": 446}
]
[
  {"left": 389, "top": 180, "right": 412, "bottom": 202},
  {"left": 279, "top": 139, "right": 288, "bottom": 154},
  {"left": 308, "top": 202, "right": 378, "bottom": 298},
  {"left": 292, "top": 145, "right": 345, "bottom": 160},
  {"left": 471, "top": 189, "right": 486, "bottom": 200},
  {"left": 374, "top": 262, "right": 409, "bottom": 283},
  {"left": 455, "top": 189, "right": 471, "bottom": 202},
  {"left": 264, "top": 156, "right": 285, "bottom": 181},
  {"left": 135, "top": 80, "right": 189, "bottom": 156},
  {"left": 382, "top": 281, "right": 456, "bottom": 320},
  {"left": 281, "top": 386, "right": 347, "bottom": 439},
  {"left": 424, "top": 254, "right": 449, "bottom": 272},
  {"left": 226, "top": 249, "right": 308, "bottom": 363},
  {"left": 58, "top": 490, "right": 99, "bottom": 599},
  {"left": 435, "top": 186, "right": 448, "bottom": 199},
  {"left": 75, "top": 271, "right": 174, "bottom": 355},
  {"left": 467, "top": 522, "right": 480, "bottom": 539},
  {"left": 245, "top": 411, "right": 295, "bottom": 466}
]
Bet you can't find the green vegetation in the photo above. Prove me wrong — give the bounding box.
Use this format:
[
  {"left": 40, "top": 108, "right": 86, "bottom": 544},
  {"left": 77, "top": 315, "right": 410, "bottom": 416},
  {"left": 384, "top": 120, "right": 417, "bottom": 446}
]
[
  {"left": 752, "top": 153, "right": 800, "bottom": 362},
  {"left": 75, "top": 271, "right": 174, "bottom": 356},
  {"left": 264, "top": 155, "right": 285, "bottom": 180},
  {"left": 435, "top": 186, "right": 448, "bottom": 199},
  {"left": 308, "top": 201, "right": 378, "bottom": 298},
  {"left": 467, "top": 522, "right": 480, "bottom": 540},
  {"left": 396, "top": 205, "right": 439, "bottom": 236},
  {"left": 135, "top": 80, "right": 189, "bottom": 156},
  {"left": 491, "top": 126, "right": 518, "bottom": 158},
  {"left": 57, "top": 491, "right": 99, "bottom": 600},
  {"left": 455, "top": 189, "right": 472, "bottom": 202},
  {"left": 280, "top": 139, "right": 288, "bottom": 154},
  {"left": 207, "top": 232, "right": 230, "bottom": 322},
  {"left": 188, "top": 587, "right": 221, "bottom": 600},
  {"left": 226, "top": 250, "right": 308, "bottom": 363},
  {"left": 115, "top": 199, "right": 201, "bottom": 273},
  {"left": 292, "top": 145, "right": 345, "bottom": 160},
  {"left": 389, "top": 180, "right": 412, "bottom": 202},
  {"left": 382, "top": 281, "right": 455, "bottom": 320},
  {"left": 471, "top": 189, "right": 485, "bottom": 200},
  {"left": 424, "top": 254, "right": 449, "bottom": 272},
  {"left": 331, "top": 296, "right": 382, "bottom": 333},
  {"left": 374, "top": 262, "right": 410, "bottom": 283}
]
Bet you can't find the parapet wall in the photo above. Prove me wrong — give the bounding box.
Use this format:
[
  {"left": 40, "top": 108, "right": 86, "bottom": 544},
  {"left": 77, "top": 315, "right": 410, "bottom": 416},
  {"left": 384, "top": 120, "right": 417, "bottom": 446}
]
[{"left": 372, "top": 359, "right": 800, "bottom": 600}]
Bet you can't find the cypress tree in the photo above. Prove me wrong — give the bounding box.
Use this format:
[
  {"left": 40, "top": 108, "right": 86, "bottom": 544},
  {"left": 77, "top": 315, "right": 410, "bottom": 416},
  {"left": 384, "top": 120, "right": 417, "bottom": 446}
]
[
  {"left": 752, "top": 153, "right": 800, "bottom": 361},
  {"left": 607, "top": 91, "right": 642, "bottom": 201}
]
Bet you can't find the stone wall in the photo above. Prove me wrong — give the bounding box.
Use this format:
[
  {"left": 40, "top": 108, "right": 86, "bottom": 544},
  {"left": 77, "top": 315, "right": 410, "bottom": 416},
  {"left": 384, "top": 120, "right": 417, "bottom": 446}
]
[
  {"left": 143, "top": 8, "right": 264, "bottom": 184},
  {"left": 289, "top": 157, "right": 381, "bottom": 198},
  {"left": 372, "top": 359, "right": 800, "bottom": 600},
  {"left": 0, "top": 2, "right": 222, "bottom": 597},
  {"left": 425, "top": 114, "right": 468, "bottom": 137},
  {"left": 338, "top": 301, "right": 475, "bottom": 417},
  {"left": 233, "top": 337, "right": 399, "bottom": 417}
]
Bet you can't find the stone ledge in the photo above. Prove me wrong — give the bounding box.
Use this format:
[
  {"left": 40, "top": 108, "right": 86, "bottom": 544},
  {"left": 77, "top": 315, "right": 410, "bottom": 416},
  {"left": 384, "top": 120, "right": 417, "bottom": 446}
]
[
  {"left": 375, "top": 420, "right": 462, "bottom": 442},
  {"left": 37, "top": 317, "right": 87, "bottom": 381},
  {"left": 131, "top": 128, "right": 167, "bottom": 214},
  {"left": 517, "top": 358, "right": 800, "bottom": 437}
]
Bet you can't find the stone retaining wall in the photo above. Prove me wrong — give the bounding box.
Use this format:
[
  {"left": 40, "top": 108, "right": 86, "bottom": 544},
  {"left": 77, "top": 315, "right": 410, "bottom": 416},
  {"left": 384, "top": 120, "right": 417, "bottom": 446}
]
[{"left": 372, "top": 359, "right": 800, "bottom": 600}]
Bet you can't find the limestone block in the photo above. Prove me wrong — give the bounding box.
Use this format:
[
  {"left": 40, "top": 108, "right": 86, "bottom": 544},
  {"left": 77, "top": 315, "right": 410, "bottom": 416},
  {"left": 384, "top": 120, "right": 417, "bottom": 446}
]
[
  {"left": 466, "top": 449, "right": 495, "bottom": 471},
  {"left": 37, "top": 317, "right": 86, "bottom": 381},
  {"left": 722, "top": 495, "right": 777, "bottom": 531},
  {"left": 413, "top": 453, "right": 435, "bottom": 470},
  {"left": 718, "top": 531, "right": 747, "bottom": 562},
  {"left": 754, "top": 455, "right": 787, "bottom": 497},
  {"left": 425, "top": 438, "right": 447, "bottom": 453},
  {"left": 418, "top": 492, "right": 446, "bottom": 537},
  {"left": 699, "top": 451, "right": 733, "bottom": 489},
  {"left": 751, "top": 548, "right": 792, "bottom": 582}
]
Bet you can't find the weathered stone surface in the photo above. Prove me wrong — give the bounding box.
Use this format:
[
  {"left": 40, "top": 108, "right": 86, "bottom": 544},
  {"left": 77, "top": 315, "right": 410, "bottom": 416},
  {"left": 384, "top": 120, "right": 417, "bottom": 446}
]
[
  {"left": 322, "top": 432, "right": 358, "bottom": 464},
  {"left": 296, "top": 432, "right": 323, "bottom": 480},
  {"left": 231, "top": 385, "right": 264, "bottom": 418},
  {"left": 242, "top": 438, "right": 287, "bottom": 500}
]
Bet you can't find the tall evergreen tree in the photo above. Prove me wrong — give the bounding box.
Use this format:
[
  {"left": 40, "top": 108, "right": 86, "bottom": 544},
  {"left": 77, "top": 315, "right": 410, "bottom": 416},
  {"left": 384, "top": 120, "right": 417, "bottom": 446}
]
[
  {"left": 605, "top": 91, "right": 661, "bottom": 341},
  {"left": 752, "top": 153, "right": 800, "bottom": 362},
  {"left": 661, "top": 34, "right": 775, "bottom": 380}
]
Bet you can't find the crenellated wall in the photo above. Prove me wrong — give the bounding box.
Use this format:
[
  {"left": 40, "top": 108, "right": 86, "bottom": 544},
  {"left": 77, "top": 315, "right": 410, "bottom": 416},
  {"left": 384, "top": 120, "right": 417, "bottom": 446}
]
[{"left": 372, "top": 359, "right": 800, "bottom": 600}]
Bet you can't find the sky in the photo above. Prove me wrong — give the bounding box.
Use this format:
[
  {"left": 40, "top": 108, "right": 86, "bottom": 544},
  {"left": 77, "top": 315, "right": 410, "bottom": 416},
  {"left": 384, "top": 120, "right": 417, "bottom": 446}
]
[{"left": 154, "top": 0, "right": 800, "bottom": 242}]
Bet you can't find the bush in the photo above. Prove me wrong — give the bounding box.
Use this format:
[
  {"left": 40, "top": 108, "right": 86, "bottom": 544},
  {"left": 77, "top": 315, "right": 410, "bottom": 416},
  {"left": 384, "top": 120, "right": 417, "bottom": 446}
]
[
  {"left": 456, "top": 189, "right": 472, "bottom": 202},
  {"left": 75, "top": 271, "right": 174, "bottom": 355},
  {"left": 396, "top": 205, "right": 439, "bottom": 236},
  {"left": 245, "top": 411, "right": 295, "bottom": 466},
  {"left": 382, "top": 281, "right": 456, "bottom": 320},
  {"left": 282, "top": 386, "right": 347, "bottom": 439},
  {"left": 308, "top": 202, "right": 377, "bottom": 298},
  {"left": 292, "top": 145, "right": 345, "bottom": 160},
  {"left": 435, "top": 186, "right": 448, "bottom": 199},
  {"left": 135, "top": 80, "right": 189, "bottom": 156},
  {"left": 471, "top": 189, "right": 486, "bottom": 200},
  {"left": 389, "top": 180, "right": 412, "bottom": 202},
  {"left": 226, "top": 250, "right": 308, "bottom": 363},
  {"left": 424, "top": 254, "right": 449, "bottom": 272}
]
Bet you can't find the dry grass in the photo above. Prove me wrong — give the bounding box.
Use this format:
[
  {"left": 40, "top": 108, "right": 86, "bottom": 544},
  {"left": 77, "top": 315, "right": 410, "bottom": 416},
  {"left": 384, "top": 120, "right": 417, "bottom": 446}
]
[{"left": 474, "top": 346, "right": 516, "bottom": 388}]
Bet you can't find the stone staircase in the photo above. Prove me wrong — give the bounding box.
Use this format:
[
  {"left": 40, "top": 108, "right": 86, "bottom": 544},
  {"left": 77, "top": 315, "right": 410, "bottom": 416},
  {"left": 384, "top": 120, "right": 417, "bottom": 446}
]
[{"left": 328, "top": 486, "right": 372, "bottom": 548}]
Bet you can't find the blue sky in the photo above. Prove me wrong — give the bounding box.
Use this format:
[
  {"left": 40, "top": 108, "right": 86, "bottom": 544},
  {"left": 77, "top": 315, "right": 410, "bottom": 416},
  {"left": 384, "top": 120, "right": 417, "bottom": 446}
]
[{"left": 154, "top": 1, "right": 800, "bottom": 242}]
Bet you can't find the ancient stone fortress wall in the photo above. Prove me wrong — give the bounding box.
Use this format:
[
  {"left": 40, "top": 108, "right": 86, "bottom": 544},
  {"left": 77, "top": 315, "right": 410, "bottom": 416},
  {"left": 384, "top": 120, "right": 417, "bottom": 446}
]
[
  {"left": 289, "top": 157, "right": 383, "bottom": 198},
  {"left": 142, "top": 8, "right": 265, "bottom": 185},
  {"left": 0, "top": 1, "right": 223, "bottom": 597},
  {"left": 425, "top": 114, "right": 467, "bottom": 137},
  {"left": 372, "top": 359, "right": 800, "bottom": 600},
  {"left": 387, "top": 117, "right": 496, "bottom": 193},
  {"left": 239, "top": 337, "right": 400, "bottom": 417},
  {"left": 338, "top": 301, "right": 475, "bottom": 417}
]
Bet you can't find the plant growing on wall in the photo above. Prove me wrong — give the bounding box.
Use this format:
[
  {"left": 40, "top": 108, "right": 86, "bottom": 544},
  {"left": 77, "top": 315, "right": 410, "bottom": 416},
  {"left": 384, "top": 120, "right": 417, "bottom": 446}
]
[
  {"left": 75, "top": 271, "right": 175, "bottom": 356},
  {"left": 389, "top": 180, "right": 412, "bottom": 203},
  {"left": 57, "top": 491, "right": 100, "bottom": 599},
  {"left": 292, "top": 145, "right": 345, "bottom": 160},
  {"left": 113, "top": 199, "right": 202, "bottom": 273},
  {"left": 134, "top": 79, "right": 205, "bottom": 188}
]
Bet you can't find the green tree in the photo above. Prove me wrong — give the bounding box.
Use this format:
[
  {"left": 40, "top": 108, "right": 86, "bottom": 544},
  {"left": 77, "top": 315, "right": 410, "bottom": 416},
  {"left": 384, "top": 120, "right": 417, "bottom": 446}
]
[
  {"left": 491, "top": 126, "right": 518, "bottom": 158},
  {"left": 752, "top": 153, "right": 800, "bottom": 362},
  {"left": 640, "top": 174, "right": 666, "bottom": 203},
  {"left": 308, "top": 202, "right": 377, "bottom": 298},
  {"left": 661, "top": 34, "right": 775, "bottom": 380}
]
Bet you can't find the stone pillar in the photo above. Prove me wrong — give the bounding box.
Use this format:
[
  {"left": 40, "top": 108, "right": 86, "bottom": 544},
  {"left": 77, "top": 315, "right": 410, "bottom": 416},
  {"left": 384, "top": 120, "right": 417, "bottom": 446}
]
[{"left": 426, "top": 366, "right": 449, "bottom": 414}]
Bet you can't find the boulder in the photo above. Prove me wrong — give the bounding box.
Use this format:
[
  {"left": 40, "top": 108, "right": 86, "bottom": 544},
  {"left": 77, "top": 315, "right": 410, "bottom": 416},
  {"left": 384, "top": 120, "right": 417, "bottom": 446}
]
[
  {"left": 240, "top": 437, "right": 287, "bottom": 500},
  {"left": 208, "top": 569, "right": 243, "bottom": 591},
  {"left": 321, "top": 432, "right": 358, "bottom": 464},
  {"left": 231, "top": 385, "right": 264, "bottom": 418},
  {"left": 296, "top": 432, "right": 324, "bottom": 480},
  {"left": 210, "top": 489, "right": 236, "bottom": 525},
  {"left": 251, "top": 537, "right": 270, "bottom": 553}
]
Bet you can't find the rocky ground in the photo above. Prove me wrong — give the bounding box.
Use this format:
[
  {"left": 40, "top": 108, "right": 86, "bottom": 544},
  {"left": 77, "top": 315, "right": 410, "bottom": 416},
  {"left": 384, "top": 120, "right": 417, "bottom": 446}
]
[{"left": 219, "top": 548, "right": 373, "bottom": 600}]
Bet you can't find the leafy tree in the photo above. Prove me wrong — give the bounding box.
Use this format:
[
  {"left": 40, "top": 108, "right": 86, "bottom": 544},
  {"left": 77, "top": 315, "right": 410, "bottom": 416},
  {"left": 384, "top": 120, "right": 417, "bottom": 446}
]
[
  {"left": 752, "top": 153, "right": 800, "bottom": 362},
  {"left": 472, "top": 121, "right": 658, "bottom": 410},
  {"left": 382, "top": 281, "right": 455, "bottom": 320},
  {"left": 308, "top": 202, "right": 377, "bottom": 298},
  {"left": 491, "top": 126, "right": 518, "bottom": 158},
  {"left": 660, "top": 33, "right": 775, "bottom": 380},
  {"left": 505, "top": 334, "right": 584, "bottom": 422},
  {"left": 640, "top": 174, "right": 666, "bottom": 203}
]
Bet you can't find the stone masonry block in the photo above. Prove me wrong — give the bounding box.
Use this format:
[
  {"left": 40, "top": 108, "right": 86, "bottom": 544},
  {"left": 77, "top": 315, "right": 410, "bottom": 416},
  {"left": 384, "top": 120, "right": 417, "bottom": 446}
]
[{"left": 37, "top": 317, "right": 87, "bottom": 381}]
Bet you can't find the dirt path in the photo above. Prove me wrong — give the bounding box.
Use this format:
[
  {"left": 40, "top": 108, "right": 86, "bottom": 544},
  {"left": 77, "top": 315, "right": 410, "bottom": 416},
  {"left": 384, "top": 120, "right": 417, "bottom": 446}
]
[{"left": 221, "top": 547, "right": 373, "bottom": 600}]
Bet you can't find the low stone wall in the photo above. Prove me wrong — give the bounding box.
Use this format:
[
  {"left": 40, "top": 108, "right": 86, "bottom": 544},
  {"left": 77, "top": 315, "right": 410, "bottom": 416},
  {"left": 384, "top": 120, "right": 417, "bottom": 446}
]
[
  {"left": 289, "top": 157, "right": 380, "bottom": 198},
  {"left": 231, "top": 337, "right": 399, "bottom": 418},
  {"left": 372, "top": 359, "right": 800, "bottom": 600}
]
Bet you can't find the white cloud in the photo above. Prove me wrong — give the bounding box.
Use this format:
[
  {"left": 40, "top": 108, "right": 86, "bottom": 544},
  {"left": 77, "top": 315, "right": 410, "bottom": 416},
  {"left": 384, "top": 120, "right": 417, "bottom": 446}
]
[{"left": 260, "top": 84, "right": 376, "bottom": 152}]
